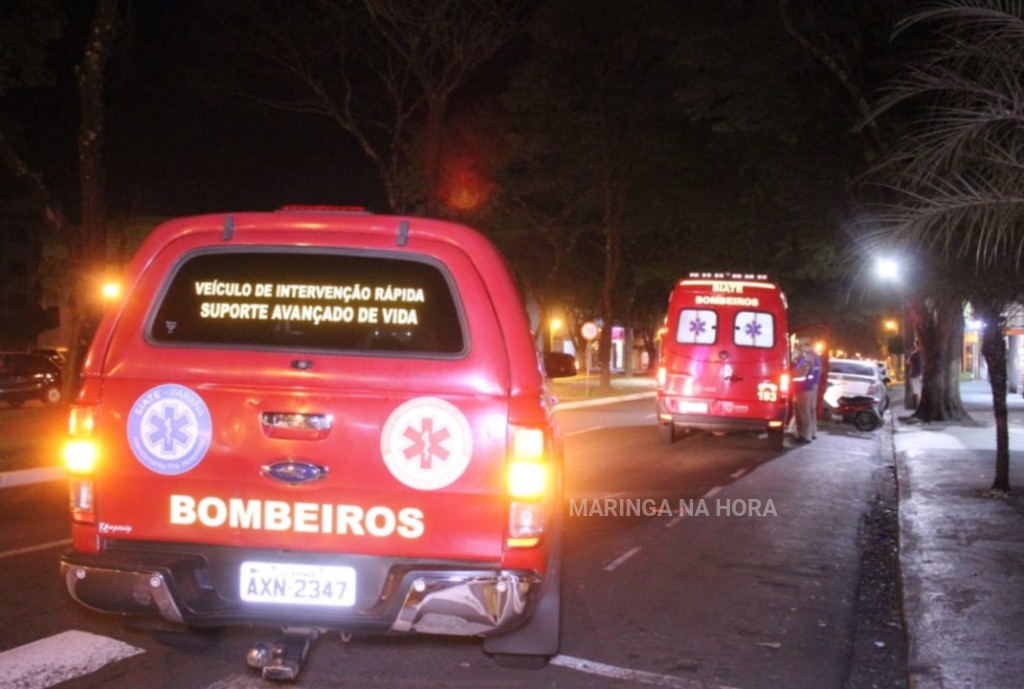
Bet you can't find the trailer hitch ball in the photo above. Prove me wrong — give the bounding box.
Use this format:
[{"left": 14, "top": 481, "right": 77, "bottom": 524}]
[{"left": 246, "top": 643, "right": 272, "bottom": 669}]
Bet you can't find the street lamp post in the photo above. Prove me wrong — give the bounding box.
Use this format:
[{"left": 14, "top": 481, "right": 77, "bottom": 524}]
[
  {"left": 875, "top": 257, "right": 913, "bottom": 407},
  {"left": 883, "top": 319, "right": 899, "bottom": 378}
]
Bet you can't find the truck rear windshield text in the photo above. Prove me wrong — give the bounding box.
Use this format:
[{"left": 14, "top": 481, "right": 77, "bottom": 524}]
[{"left": 150, "top": 251, "right": 465, "bottom": 354}]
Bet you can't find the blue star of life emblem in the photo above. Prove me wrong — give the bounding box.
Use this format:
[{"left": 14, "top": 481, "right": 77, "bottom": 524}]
[
  {"left": 146, "top": 403, "right": 195, "bottom": 454},
  {"left": 128, "top": 384, "right": 212, "bottom": 475}
]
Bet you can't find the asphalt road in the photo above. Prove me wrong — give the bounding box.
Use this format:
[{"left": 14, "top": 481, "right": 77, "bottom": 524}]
[{"left": 0, "top": 398, "right": 891, "bottom": 689}]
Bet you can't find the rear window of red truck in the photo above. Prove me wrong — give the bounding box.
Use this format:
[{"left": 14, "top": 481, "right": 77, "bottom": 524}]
[{"left": 148, "top": 250, "right": 466, "bottom": 355}]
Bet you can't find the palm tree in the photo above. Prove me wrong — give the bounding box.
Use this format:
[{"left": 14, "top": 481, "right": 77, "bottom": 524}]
[{"left": 863, "top": 0, "right": 1024, "bottom": 491}]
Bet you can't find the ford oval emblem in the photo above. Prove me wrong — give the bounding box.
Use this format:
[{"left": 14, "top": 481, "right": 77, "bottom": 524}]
[{"left": 261, "top": 460, "right": 329, "bottom": 485}]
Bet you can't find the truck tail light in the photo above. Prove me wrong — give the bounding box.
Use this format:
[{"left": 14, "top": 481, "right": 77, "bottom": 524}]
[
  {"left": 506, "top": 426, "right": 550, "bottom": 548},
  {"left": 64, "top": 439, "right": 98, "bottom": 474},
  {"left": 65, "top": 405, "right": 98, "bottom": 525}
]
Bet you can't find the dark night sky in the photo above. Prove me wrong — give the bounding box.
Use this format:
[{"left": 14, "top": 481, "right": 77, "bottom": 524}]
[
  {"left": 5, "top": 1, "right": 387, "bottom": 220},
  {"left": 108, "top": 2, "right": 386, "bottom": 217},
  {"left": 0, "top": 1, "right": 904, "bottom": 356}
]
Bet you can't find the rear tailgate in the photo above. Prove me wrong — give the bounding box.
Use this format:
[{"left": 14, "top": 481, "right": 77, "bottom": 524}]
[{"left": 662, "top": 346, "right": 781, "bottom": 417}]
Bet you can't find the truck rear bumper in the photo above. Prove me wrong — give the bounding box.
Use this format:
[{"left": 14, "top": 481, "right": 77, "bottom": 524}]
[
  {"left": 60, "top": 551, "right": 541, "bottom": 636},
  {"left": 656, "top": 397, "right": 787, "bottom": 433}
]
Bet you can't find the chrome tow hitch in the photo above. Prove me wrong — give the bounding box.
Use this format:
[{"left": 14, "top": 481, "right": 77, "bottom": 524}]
[{"left": 246, "top": 628, "right": 320, "bottom": 681}]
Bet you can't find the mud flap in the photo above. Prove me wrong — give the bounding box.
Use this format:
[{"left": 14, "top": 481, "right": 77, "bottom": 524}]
[{"left": 484, "top": 517, "right": 563, "bottom": 667}]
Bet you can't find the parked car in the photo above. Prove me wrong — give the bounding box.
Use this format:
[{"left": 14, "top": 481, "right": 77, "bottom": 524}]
[
  {"left": 0, "top": 352, "right": 63, "bottom": 406},
  {"left": 823, "top": 357, "right": 888, "bottom": 418},
  {"left": 32, "top": 346, "right": 69, "bottom": 368}
]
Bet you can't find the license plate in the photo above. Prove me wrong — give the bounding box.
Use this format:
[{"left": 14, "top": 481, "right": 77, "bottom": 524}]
[
  {"left": 678, "top": 400, "right": 709, "bottom": 414},
  {"left": 240, "top": 561, "right": 356, "bottom": 607}
]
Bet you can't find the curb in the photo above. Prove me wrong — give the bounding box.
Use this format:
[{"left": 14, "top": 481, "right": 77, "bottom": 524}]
[{"left": 888, "top": 402, "right": 943, "bottom": 689}]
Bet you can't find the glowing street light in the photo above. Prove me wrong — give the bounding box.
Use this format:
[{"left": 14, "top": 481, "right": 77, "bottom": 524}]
[
  {"left": 875, "top": 257, "right": 901, "bottom": 283},
  {"left": 549, "top": 317, "right": 562, "bottom": 352},
  {"left": 101, "top": 281, "right": 121, "bottom": 300}
]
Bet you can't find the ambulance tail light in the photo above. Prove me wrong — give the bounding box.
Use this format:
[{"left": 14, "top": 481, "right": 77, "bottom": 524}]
[
  {"left": 656, "top": 366, "right": 667, "bottom": 388},
  {"left": 780, "top": 373, "right": 791, "bottom": 397},
  {"left": 506, "top": 426, "right": 550, "bottom": 548},
  {"left": 64, "top": 405, "right": 98, "bottom": 525}
]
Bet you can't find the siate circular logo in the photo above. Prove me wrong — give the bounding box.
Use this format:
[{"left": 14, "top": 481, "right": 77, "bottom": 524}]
[{"left": 127, "top": 384, "right": 212, "bottom": 475}]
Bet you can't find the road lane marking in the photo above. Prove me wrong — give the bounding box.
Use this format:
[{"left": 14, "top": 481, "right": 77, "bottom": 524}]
[
  {"left": 667, "top": 483, "right": 724, "bottom": 528},
  {"left": 565, "top": 426, "right": 606, "bottom": 436},
  {"left": 0, "top": 630, "right": 144, "bottom": 689},
  {"left": 730, "top": 468, "right": 748, "bottom": 479},
  {"left": 0, "top": 538, "right": 72, "bottom": 560},
  {"left": 551, "top": 654, "right": 744, "bottom": 689},
  {"left": 604, "top": 546, "right": 641, "bottom": 572},
  {"left": 0, "top": 467, "right": 64, "bottom": 488},
  {"left": 666, "top": 486, "right": 725, "bottom": 528}
]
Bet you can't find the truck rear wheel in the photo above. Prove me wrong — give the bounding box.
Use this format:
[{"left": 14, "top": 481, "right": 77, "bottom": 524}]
[{"left": 658, "top": 422, "right": 676, "bottom": 444}]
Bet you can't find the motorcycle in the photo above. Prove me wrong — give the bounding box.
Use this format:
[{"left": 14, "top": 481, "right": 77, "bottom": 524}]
[{"left": 826, "top": 394, "right": 883, "bottom": 432}]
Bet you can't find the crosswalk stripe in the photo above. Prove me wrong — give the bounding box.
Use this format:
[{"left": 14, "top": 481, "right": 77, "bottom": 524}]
[{"left": 0, "top": 630, "right": 144, "bottom": 689}]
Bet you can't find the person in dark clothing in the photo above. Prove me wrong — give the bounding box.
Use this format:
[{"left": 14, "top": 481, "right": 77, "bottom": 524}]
[{"left": 792, "top": 338, "right": 821, "bottom": 442}]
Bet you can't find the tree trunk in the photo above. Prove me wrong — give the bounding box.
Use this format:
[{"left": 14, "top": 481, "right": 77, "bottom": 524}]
[
  {"left": 977, "top": 305, "right": 1011, "bottom": 492},
  {"left": 915, "top": 294, "right": 969, "bottom": 422},
  {"left": 423, "top": 93, "right": 447, "bottom": 216},
  {"left": 62, "top": 0, "right": 118, "bottom": 398},
  {"left": 598, "top": 219, "right": 622, "bottom": 392}
]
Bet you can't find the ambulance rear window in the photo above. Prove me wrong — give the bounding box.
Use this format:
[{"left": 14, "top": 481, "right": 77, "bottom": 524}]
[
  {"left": 676, "top": 308, "right": 718, "bottom": 344},
  {"left": 675, "top": 308, "right": 776, "bottom": 349},
  {"left": 733, "top": 311, "right": 775, "bottom": 348},
  {"left": 149, "top": 251, "right": 465, "bottom": 355}
]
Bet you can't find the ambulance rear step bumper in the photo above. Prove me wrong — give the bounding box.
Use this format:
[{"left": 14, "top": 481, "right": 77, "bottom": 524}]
[
  {"left": 60, "top": 560, "right": 541, "bottom": 636},
  {"left": 660, "top": 413, "right": 775, "bottom": 433}
]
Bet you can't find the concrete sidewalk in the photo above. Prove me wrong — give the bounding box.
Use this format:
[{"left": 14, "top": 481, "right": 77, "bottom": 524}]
[{"left": 892, "top": 379, "right": 1024, "bottom": 689}]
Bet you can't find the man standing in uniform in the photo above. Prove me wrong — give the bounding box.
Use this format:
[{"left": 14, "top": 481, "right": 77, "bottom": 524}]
[{"left": 792, "top": 338, "right": 821, "bottom": 443}]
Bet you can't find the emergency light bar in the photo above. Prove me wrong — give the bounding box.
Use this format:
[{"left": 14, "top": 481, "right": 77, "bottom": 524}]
[
  {"left": 276, "top": 205, "right": 370, "bottom": 213},
  {"left": 688, "top": 272, "right": 769, "bottom": 281}
]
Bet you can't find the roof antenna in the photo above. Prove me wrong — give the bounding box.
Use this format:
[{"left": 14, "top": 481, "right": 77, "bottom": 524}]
[
  {"left": 222, "top": 216, "right": 235, "bottom": 242},
  {"left": 397, "top": 220, "right": 409, "bottom": 247}
]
